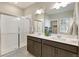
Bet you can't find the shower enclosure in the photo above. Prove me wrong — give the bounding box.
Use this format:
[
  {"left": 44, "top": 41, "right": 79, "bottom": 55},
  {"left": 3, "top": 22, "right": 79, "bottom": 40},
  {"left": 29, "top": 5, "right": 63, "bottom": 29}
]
[{"left": 0, "top": 14, "right": 31, "bottom": 56}]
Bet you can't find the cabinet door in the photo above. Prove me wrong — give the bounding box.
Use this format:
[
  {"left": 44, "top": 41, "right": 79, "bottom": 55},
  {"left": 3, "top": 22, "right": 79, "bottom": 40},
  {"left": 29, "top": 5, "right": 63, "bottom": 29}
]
[
  {"left": 42, "top": 44, "right": 55, "bottom": 57},
  {"left": 57, "top": 48, "right": 77, "bottom": 57},
  {"left": 78, "top": 47, "right": 79, "bottom": 56},
  {"left": 27, "top": 39, "right": 34, "bottom": 54},
  {"left": 51, "top": 46, "right": 56, "bottom": 57},
  {"left": 33, "top": 42, "right": 41, "bottom": 57},
  {"left": 42, "top": 44, "right": 51, "bottom": 57}
]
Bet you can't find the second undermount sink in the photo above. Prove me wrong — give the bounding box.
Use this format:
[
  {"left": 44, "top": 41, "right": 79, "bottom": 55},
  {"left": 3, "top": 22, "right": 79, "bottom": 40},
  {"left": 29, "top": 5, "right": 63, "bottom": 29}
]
[
  {"left": 50, "top": 35, "right": 63, "bottom": 40},
  {"left": 50, "top": 35, "right": 77, "bottom": 42}
]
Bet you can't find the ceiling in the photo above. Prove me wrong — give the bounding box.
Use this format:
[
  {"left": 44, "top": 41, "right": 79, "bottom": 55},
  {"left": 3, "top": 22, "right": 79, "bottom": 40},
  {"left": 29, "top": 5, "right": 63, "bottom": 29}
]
[
  {"left": 8, "top": 2, "right": 35, "bottom": 9},
  {"left": 0, "top": 2, "right": 74, "bottom": 12},
  {"left": 46, "top": 2, "right": 75, "bottom": 15}
]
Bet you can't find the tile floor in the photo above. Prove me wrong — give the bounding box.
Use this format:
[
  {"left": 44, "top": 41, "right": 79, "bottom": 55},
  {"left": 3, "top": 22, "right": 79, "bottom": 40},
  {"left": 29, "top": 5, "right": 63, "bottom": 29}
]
[{"left": 1, "top": 46, "right": 34, "bottom": 57}]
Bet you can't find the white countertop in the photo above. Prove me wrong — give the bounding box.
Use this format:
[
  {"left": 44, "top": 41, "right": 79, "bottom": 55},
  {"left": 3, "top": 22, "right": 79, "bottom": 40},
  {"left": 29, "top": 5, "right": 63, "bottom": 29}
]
[{"left": 27, "top": 34, "right": 79, "bottom": 46}]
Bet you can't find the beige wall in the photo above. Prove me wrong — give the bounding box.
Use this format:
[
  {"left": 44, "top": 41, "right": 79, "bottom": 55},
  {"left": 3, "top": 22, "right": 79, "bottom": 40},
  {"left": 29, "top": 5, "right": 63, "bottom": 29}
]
[
  {"left": 24, "top": 2, "right": 53, "bottom": 16},
  {"left": 0, "top": 3, "right": 51, "bottom": 17},
  {"left": 0, "top": 3, "right": 23, "bottom": 16}
]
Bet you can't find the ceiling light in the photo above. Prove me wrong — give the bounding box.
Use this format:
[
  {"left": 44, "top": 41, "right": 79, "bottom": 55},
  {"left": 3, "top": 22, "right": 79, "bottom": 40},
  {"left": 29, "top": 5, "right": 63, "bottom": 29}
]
[
  {"left": 53, "top": 3, "right": 61, "bottom": 9},
  {"left": 36, "top": 10, "right": 41, "bottom": 14},
  {"left": 53, "top": 2, "right": 72, "bottom": 9},
  {"left": 39, "top": 19, "right": 44, "bottom": 21},
  {"left": 60, "top": 2, "right": 72, "bottom": 7},
  {"left": 35, "top": 9, "right": 44, "bottom": 14},
  {"left": 16, "top": 18, "right": 20, "bottom": 21}
]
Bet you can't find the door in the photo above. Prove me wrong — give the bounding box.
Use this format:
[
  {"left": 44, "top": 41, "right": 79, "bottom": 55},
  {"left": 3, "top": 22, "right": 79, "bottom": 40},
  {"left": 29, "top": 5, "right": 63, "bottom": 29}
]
[
  {"left": 19, "top": 17, "right": 30, "bottom": 48},
  {"left": 0, "top": 14, "right": 18, "bottom": 55}
]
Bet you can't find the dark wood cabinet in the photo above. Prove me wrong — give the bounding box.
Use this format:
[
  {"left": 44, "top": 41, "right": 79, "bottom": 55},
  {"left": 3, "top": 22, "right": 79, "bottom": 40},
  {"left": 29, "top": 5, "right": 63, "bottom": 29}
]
[
  {"left": 51, "top": 47, "right": 57, "bottom": 57},
  {"left": 42, "top": 44, "right": 77, "bottom": 57},
  {"left": 42, "top": 40, "right": 56, "bottom": 57},
  {"left": 33, "top": 42, "right": 41, "bottom": 56},
  {"left": 57, "top": 48, "right": 77, "bottom": 57},
  {"left": 27, "top": 39, "right": 34, "bottom": 54},
  {"left": 78, "top": 47, "right": 79, "bottom": 56},
  {"left": 27, "top": 36, "right": 78, "bottom": 57},
  {"left": 42, "top": 44, "right": 52, "bottom": 57},
  {"left": 42, "top": 39, "right": 78, "bottom": 57},
  {"left": 42, "top": 44, "right": 56, "bottom": 57},
  {"left": 27, "top": 36, "right": 41, "bottom": 57}
]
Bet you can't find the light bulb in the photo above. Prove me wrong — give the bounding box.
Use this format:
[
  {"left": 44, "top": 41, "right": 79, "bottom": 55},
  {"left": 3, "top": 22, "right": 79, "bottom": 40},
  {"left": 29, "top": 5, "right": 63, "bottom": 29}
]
[
  {"left": 36, "top": 10, "right": 41, "bottom": 14},
  {"left": 53, "top": 3, "right": 60, "bottom": 9},
  {"left": 52, "top": 2, "right": 72, "bottom": 9},
  {"left": 35, "top": 9, "right": 44, "bottom": 14},
  {"left": 17, "top": 18, "right": 20, "bottom": 20}
]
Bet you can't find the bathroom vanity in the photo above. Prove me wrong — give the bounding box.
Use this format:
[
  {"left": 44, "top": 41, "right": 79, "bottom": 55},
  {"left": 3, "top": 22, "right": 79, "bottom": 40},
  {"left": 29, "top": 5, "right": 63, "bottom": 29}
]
[
  {"left": 28, "top": 3, "right": 79, "bottom": 57},
  {"left": 27, "top": 34, "right": 79, "bottom": 57}
]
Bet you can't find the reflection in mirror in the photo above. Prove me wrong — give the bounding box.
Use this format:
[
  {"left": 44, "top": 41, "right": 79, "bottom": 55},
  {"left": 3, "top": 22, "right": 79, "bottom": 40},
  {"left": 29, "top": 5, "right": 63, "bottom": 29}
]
[
  {"left": 34, "top": 21, "right": 43, "bottom": 34},
  {"left": 44, "top": 2, "right": 78, "bottom": 36},
  {"left": 33, "top": 9, "right": 44, "bottom": 35},
  {"left": 51, "top": 19, "right": 58, "bottom": 34},
  {"left": 60, "top": 18, "right": 71, "bottom": 34}
]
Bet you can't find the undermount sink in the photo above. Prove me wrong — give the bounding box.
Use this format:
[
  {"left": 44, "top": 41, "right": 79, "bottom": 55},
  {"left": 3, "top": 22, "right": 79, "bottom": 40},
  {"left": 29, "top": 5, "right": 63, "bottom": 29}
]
[
  {"left": 50, "top": 35, "right": 62, "bottom": 40},
  {"left": 50, "top": 35, "right": 78, "bottom": 42}
]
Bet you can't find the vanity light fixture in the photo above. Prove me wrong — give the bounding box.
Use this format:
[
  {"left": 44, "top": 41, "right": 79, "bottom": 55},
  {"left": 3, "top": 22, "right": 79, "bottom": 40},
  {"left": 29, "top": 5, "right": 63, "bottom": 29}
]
[
  {"left": 53, "top": 3, "right": 61, "bottom": 9},
  {"left": 53, "top": 2, "right": 72, "bottom": 9},
  {"left": 35, "top": 9, "right": 44, "bottom": 14},
  {"left": 36, "top": 9, "right": 41, "bottom": 14},
  {"left": 60, "top": 2, "right": 72, "bottom": 7},
  {"left": 16, "top": 18, "right": 20, "bottom": 21},
  {"left": 39, "top": 19, "right": 44, "bottom": 21}
]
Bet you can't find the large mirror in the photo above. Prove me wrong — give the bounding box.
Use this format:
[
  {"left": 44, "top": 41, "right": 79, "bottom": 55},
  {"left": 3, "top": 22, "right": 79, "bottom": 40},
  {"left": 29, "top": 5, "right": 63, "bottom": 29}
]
[
  {"left": 33, "top": 9, "right": 44, "bottom": 35},
  {"left": 44, "top": 2, "right": 78, "bottom": 36}
]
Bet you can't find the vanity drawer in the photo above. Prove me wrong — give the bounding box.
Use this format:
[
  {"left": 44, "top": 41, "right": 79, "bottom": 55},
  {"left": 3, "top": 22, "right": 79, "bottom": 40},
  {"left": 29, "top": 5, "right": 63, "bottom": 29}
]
[
  {"left": 42, "top": 39, "right": 77, "bottom": 53},
  {"left": 54, "top": 42, "right": 78, "bottom": 53},
  {"left": 27, "top": 36, "right": 41, "bottom": 42},
  {"left": 42, "top": 39, "right": 56, "bottom": 47}
]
